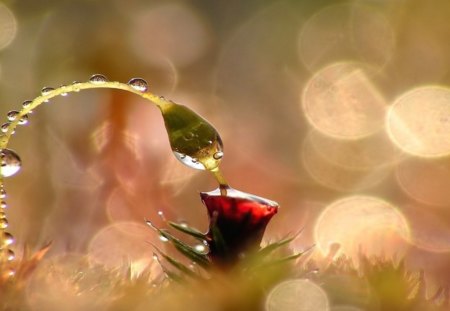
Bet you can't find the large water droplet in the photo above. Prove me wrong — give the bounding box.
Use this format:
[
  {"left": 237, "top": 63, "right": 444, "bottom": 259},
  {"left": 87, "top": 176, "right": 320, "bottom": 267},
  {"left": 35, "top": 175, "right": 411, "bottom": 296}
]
[
  {"left": 0, "top": 149, "right": 22, "bottom": 177},
  {"left": 194, "top": 244, "right": 208, "bottom": 254},
  {"left": 128, "top": 78, "right": 148, "bottom": 92},
  {"left": 0, "top": 188, "right": 5, "bottom": 199},
  {"left": 41, "top": 87, "right": 55, "bottom": 96},
  {"left": 6, "top": 111, "right": 19, "bottom": 121},
  {"left": 1, "top": 232, "right": 14, "bottom": 246},
  {"left": 0, "top": 201, "right": 6, "bottom": 209},
  {"left": 22, "top": 100, "right": 32, "bottom": 109},
  {"left": 0, "top": 218, "right": 8, "bottom": 229},
  {"left": 0, "top": 211, "right": 6, "bottom": 218},
  {"left": 89, "top": 74, "right": 108, "bottom": 84},
  {"left": 18, "top": 115, "right": 29, "bottom": 125}
]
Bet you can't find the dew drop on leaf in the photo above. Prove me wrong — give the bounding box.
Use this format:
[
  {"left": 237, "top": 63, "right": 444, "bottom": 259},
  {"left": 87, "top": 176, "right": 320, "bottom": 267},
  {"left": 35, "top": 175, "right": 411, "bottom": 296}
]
[
  {"left": 0, "top": 148, "right": 22, "bottom": 177},
  {"left": 41, "top": 87, "right": 55, "bottom": 96},
  {"left": 1, "top": 232, "right": 14, "bottom": 246},
  {"left": 213, "top": 151, "right": 224, "bottom": 160},
  {"left": 6, "top": 249, "right": 15, "bottom": 261},
  {"left": 18, "top": 114, "right": 29, "bottom": 125},
  {"left": 22, "top": 100, "right": 32, "bottom": 109},
  {"left": 6, "top": 110, "right": 19, "bottom": 121},
  {"left": 159, "top": 235, "right": 169, "bottom": 242},
  {"left": 89, "top": 74, "right": 108, "bottom": 84},
  {"left": 128, "top": 78, "right": 148, "bottom": 92},
  {"left": 0, "top": 218, "right": 8, "bottom": 229}
]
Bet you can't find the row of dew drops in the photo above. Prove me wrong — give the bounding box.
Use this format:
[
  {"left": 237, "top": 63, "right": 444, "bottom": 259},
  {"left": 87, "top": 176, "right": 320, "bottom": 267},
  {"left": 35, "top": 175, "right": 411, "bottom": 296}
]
[{"left": 0, "top": 75, "right": 149, "bottom": 278}]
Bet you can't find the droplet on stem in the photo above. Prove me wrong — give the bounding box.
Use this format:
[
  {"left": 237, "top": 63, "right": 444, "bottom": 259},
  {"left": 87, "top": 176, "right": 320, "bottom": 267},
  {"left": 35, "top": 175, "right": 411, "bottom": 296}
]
[
  {"left": 6, "top": 249, "right": 15, "bottom": 261},
  {"left": 0, "top": 188, "right": 5, "bottom": 199},
  {"left": 1, "top": 232, "right": 14, "bottom": 246},
  {"left": 0, "top": 201, "right": 6, "bottom": 209},
  {"left": 18, "top": 114, "right": 29, "bottom": 125},
  {"left": 0, "top": 148, "right": 22, "bottom": 177},
  {"left": 128, "top": 78, "right": 148, "bottom": 92},
  {"left": 6, "top": 111, "right": 19, "bottom": 121},
  {"left": 41, "top": 87, "right": 55, "bottom": 96},
  {"left": 22, "top": 100, "right": 32, "bottom": 109},
  {"left": 0, "top": 218, "right": 8, "bottom": 229},
  {"left": 1, "top": 123, "right": 10, "bottom": 133},
  {"left": 89, "top": 74, "right": 108, "bottom": 84}
]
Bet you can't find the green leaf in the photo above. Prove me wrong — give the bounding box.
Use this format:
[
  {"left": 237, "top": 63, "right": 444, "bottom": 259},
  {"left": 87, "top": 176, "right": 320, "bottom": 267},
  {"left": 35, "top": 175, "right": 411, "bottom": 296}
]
[{"left": 168, "top": 221, "right": 206, "bottom": 240}]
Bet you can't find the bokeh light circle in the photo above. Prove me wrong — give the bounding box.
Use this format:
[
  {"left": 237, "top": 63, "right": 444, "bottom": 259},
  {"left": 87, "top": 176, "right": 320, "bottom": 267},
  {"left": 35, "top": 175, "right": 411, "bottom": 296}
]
[
  {"left": 129, "top": 3, "right": 210, "bottom": 68},
  {"left": 386, "top": 86, "right": 450, "bottom": 157},
  {"left": 302, "top": 62, "right": 386, "bottom": 139},
  {"left": 0, "top": 3, "right": 17, "bottom": 50},
  {"left": 88, "top": 222, "right": 157, "bottom": 275},
  {"left": 265, "top": 279, "right": 329, "bottom": 311},
  {"left": 314, "top": 196, "right": 410, "bottom": 259}
]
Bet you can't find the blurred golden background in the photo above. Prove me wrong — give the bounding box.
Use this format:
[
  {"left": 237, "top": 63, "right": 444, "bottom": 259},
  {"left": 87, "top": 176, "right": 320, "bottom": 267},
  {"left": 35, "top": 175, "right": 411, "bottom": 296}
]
[{"left": 1, "top": 0, "right": 450, "bottom": 304}]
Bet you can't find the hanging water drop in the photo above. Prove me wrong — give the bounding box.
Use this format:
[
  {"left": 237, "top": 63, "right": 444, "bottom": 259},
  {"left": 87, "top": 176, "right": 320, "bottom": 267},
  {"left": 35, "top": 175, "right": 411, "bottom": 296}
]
[
  {"left": 41, "top": 87, "right": 55, "bottom": 96},
  {"left": 0, "top": 201, "right": 6, "bottom": 209},
  {"left": 159, "top": 235, "right": 169, "bottom": 242},
  {"left": 0, "top": 148, "right": 22, "bottom": 177},
  {"left": 0, "top": 188, "right": 5, "bottom": 199},
  {"left": 0, "top": 218, "right": 8, "bottom": 229},
  {"left": 6, "top": 249, "right": 15, "bottom": 261},
  {"left": 6, "top": 111, "right": 19, "bottom": 121},
  {"left": 213, "top": 151, "right": 224, "bottom": 160},
  {"left": 0, "top": 211, "right": 6, "bottom": 218},
  {"left": 194, "top": 244, "right": 208, "bottom": 254},
  {"left": 18, "top": 114, "right": 29, "bottom": 125},
  {"left": 89, "top": 74, "right": 108, "bottom": 84},
  {"left": 22, "top": 100, "right": 32, "bottom": 109},
  {"left": 1, "top": 232, "right": 14, "bottom": 246},
  {"left": 128, "top": 78, "right": 148, "bottom": 92},
  {"left": 1, "top": 123, "right": 10, "bottom": 133}
]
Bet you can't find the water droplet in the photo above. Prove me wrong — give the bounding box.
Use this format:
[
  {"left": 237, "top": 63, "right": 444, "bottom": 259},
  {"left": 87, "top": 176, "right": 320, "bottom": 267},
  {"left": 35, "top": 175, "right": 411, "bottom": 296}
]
[
  {"left": 89, "top": 74, "right": 108, "bottom": 84},
  {"left": 18, "top": 115, "right": 29, "bottom": 125},
  {"left": 173, "top": 152, "right": 206, "bottom": 170},
  {"left": 128, "top": 78, "right": 148, "bottom": 92},
  {"left": 0, "top": 211, "right": 6, "bottom": 218},
  {"left": 0, "top": 149, "right": 22, "bottom": 177},
  {"left": 194, "top": 244, "right": 207, "bottom": 254},
  {"left": 1, "top": 123, "right": 10, "bottom": 133},
  {"left": 213, "top": 151, "right": 224, "bottom": 160},
  {"left": 152, "top": 254, "right": 159, "bottom": 261},
  {"left": 6, "top": 111, "right": 19, "bottom": 121},
  {"left": 179, "top": 221, "right": 188, "bottom": 228},
  {"left": 0, "top": 201, "right": 6, "bottom": 209},
  {"left": 184, "top": 132, "right": 195, "bottom": 141},
  {"left": 61, "top": 92, "right": 68, "bottom": 97},
  {"left": 6, "top": 249, "right": 15, "bottom": 261},
  {"left": 41, "top": 87, "right": 55, "bottom": 96},
  {"left": 0, "top": 188, "right": 5, "bottom": 199},
  {"left": 159, "top": 235, "right": 169, "bottom": 242},
  {"left": 0, "top": 218, "right": 8, "bottom": 229},
  {"left": 22, "top": 100, "right": 32, "bottom": 109},
  {"left": 3, "top": 268, "right": 15, "bottom": 278},
  {"left": 2, "top": 232, "right": 14, "bottom": 246}
]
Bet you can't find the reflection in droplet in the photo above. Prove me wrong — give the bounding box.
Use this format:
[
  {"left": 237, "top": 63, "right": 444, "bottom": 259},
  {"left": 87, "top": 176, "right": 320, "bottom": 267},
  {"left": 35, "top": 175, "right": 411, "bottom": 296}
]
[
  {"left": 6, "top": 110, "right": 19, "bottom": 121},
  {"left": 22, "top": 100, "right": 32, "bottom": 109},
  {"left": 173, "top": 151, "right": 205, "bottom": 170},
  {"left": 1, "top": 232, "right": 14, "bottom": 246},
  {"left": 387, "top": 86, "right": 450, "bottom": 157},
  {"left": 88, "top": 74, "right": 108, "bottom": 84},
  {"left": 0, "top": 217, "right": 8, "bottom": 229},
  {"left": 128, "top": 78, "right": 148, "bottom": 92},
  {"left": 314, "top": 196, "right": 410, "bottom": 261},
  {"left": 18, "top": 114, "right": 29, "bottom": 125},
  {"left": 302, "top": 62, "right": 386, "bottom": 139},
  {"left": 41, "top": 87, "right": 55, "bottom": 96},
  {"left": 0, "top": 148, "right": 22, "bottom": 177},
  {"left": 265, "top": 279, "right": 329, "bottom": 311},
  {"left": 88, "top": 222, "right": 158, "bottom": 275},
  {"left": 396, "top": 157, "right": 450, "bottom": 207},
  {"left": 0, "top": 188, "right": 6, "bottom": 199}
]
